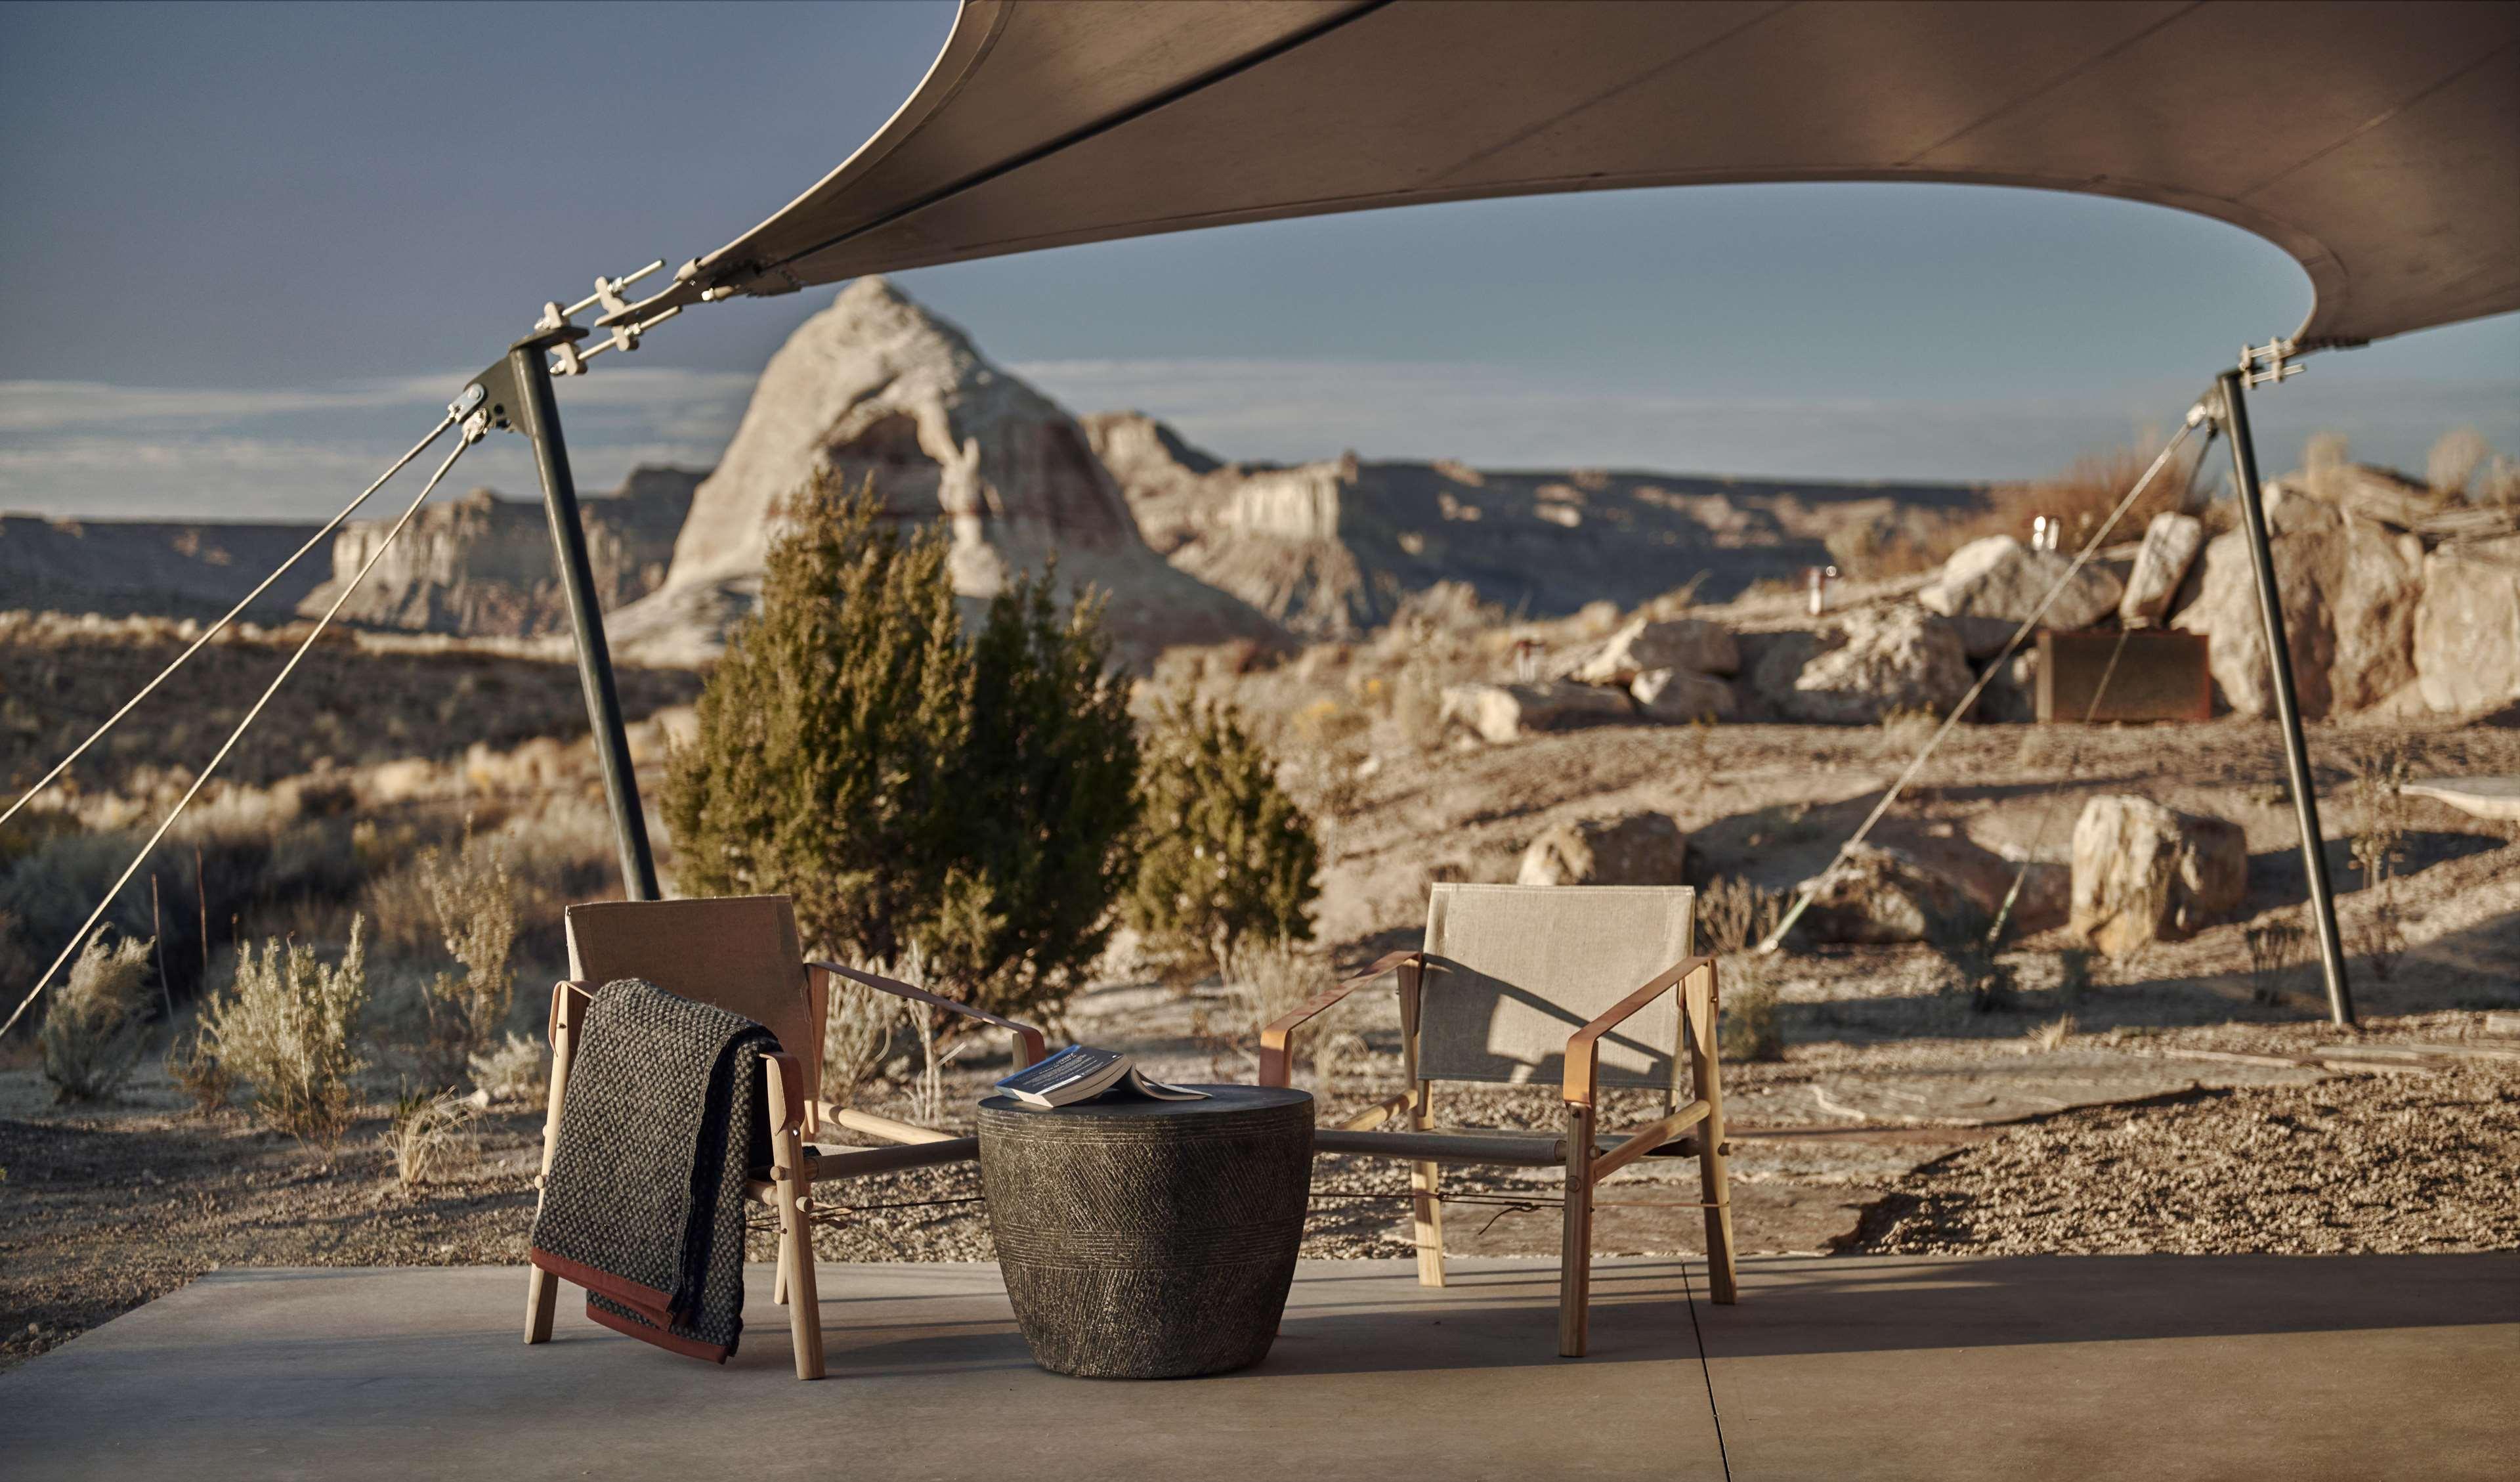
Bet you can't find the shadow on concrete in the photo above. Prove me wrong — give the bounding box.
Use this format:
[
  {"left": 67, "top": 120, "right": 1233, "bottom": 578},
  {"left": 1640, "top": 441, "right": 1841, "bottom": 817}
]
[{"left": 1259, "top": 1253, "right": 2516, "bottom": 1374}]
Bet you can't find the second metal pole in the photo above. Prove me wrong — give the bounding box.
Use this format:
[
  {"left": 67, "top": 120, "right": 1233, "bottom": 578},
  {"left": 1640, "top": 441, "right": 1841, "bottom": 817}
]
[
  {"left": 512, "top": 340, "right": 661, "bottom": 902},
  {"left": 2217, "top": 370, "right": 2351, "bottom": 1026}
]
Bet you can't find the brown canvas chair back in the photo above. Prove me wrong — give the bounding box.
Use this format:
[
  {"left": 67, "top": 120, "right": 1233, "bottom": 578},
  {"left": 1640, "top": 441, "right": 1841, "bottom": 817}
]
[
  {"left": 1417, "top": 883, "right": 1696, "bottom": 1089},
  {"left": 564, "top": 895, "right": 819, "bottom": 1102}
]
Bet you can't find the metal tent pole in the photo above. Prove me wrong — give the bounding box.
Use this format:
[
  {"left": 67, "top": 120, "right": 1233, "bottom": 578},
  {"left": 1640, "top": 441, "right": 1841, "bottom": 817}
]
[
  {"left": 502, "top": 332, "right": 662, "bottom": 902},
  {"left": 2216, "top": 369, "right": 2351, "bottom": 1026}
]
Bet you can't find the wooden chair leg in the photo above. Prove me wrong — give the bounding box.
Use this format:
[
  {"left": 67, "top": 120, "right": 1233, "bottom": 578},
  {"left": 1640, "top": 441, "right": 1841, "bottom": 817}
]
[
  {"left": 764, "top": 1055, "right": 824, "bottom": 1381},
  {"left": 1688, "top": 967, "right": 1738, "bottom": 1305},
  {"left": 525, "top": 993, "right": 579, "bottom": 1345},
  {"left": 1559, "top": 1101, "right": 1595, "bottom": 1357},
  {"left": 1409, "top": 1080, "right": 1445, "bottom": 1287}
]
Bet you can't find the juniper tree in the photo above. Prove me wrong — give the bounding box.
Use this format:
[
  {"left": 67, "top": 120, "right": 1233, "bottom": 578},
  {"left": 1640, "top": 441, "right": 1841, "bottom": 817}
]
[
  {"left": 1124, "top": 693, "right": 1320, "bottom": 978},
  {"left": 663, "top": 475, "right": 1142, "bottom": 1025},
  {"left": 664, "top": 474, "right": 972, "bottom": 970}
]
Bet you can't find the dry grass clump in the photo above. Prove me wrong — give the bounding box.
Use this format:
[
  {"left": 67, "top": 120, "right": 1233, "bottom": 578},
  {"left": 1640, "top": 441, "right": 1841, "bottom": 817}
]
[
  {"left": 2245, "top": 915, "right": 2307, "bottom": 1005},
  {"left": 198, "top": 917, "right": 370, "bottom": 1146},
  {"left": 385, "top": 1087, "right": 478, "bottom": 1190},
  {"left": 820, "top": 967, "right": 902, "bottom": 1110},
  {"left": 1224, "top": 937, "right": 1324, "bottom": 1047},
  {"left": 1697, "top": 876, "right": 1783, "bottom": 957},
  {"left": 465, "top": 1031, "right": 547, "bottom": 1105},
  {"left": 39, "top": 930, "right": 155, "bottom": 1101},
  {"left": 2027, "top": 1014, "right": 2076, "bottom": 1053},
  {"left": 1717, "top": 957, "right": 1783, "bottom": 1063}
]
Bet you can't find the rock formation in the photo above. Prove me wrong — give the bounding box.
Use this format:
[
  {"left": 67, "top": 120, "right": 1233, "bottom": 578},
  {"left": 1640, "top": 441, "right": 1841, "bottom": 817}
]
[
  {"left": 2171, "top": 490, "right": 2424, "bottom": 718},
  {"left": 2118, "top": 512, "right": 2204, "bottom": 627},
  {"left": 1086, "top": 411, "right": 1984, "bottom": 640},
  {"left": 300, "top": 469, "right": 696, "bottom": 636},
  {"left": 2068, "top": 796, "right": 2247, "bottom": 957},
  {"left": 1919, "top": 534, "right": 2122, "bottom": 629},
  {"left": 2413, "top": 534, "right": 2520, "bottom": 716},
  {"left": 1517, "top": 813, "right": 1690, "bottom": 886},
  {"left": 1752, "top": 607, "right": 1971, "bottom": 724},
  {"left": 608, "top": 279, "right": 1280, "bottom": 666},
  {"left": 1440, "top": 680, "right": 1634, "bottom": 743},
  {"left": 0, "top": 515, "right": 325, "bottom": 621}
]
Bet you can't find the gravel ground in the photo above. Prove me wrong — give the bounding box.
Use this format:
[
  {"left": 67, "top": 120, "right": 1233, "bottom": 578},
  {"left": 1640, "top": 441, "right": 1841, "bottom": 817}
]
[{"left": 1850, "top": 1060, "right": 2520, "bottom": 1255}]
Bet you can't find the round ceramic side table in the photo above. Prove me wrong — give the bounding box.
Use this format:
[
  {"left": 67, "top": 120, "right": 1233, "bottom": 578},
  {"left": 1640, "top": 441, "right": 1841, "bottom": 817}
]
[{"left": 976, "top": 1084, "right": 1313, "bottom": 1379}]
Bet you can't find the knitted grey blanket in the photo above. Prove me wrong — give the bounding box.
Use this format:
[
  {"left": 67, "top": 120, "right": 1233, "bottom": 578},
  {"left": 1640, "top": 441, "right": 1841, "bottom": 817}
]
[{"left": 529, "top": 978, "right": 776, "bottom": 1364}]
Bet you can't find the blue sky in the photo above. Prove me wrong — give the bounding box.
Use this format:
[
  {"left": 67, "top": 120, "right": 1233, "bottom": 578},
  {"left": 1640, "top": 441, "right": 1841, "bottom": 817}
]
[{"left": 3, "top": 0, "right": 2513, "bottom": 521}]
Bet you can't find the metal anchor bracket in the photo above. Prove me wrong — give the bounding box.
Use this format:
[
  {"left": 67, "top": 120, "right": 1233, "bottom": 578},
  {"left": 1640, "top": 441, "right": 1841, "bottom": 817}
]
[{"left": 2238, "top": 337, "right": 2306, "bottom": 390}]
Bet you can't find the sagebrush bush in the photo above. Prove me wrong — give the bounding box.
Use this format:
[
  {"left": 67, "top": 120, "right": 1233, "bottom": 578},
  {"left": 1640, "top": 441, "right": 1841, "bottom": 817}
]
[
  {"left": 821, "top": 967, "right": 901, "bottom": 1110},
  {"left": 1717, "top": 961, "right": 1783, "bottom": 1063},
  {"left": 416, "top": 828, "right": 517, "bottom": 1084},
  {"left": 1697, "top": 877, "right": 1782, "bottom": 957},
  {"left": 200, "top": 917, "right": 370, "bottom": 1146},
  {"left": 666, "top": 475, "right": 1140, "bottom": 1030},
  {"left": 1124, "top": 693, "right": 1321, "bottom": 979},
  {"left": 466, "top": 1031, "right": 547, "bottom": 1105},
  {"left": 1222, "top": 937, "right": 1325, "bottom": 1062},
  {"left": 39, "top": 930, "right": 155, "bottom": 1101}
]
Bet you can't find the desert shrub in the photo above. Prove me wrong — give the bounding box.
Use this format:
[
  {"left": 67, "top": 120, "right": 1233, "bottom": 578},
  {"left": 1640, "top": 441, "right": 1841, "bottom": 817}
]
[
  {"left": 1913, "top": 439, "right": 2204, "bottom": 567},
  {"left": 1222, "top": 937, "right": 1324, "bottom": 1057},
  {"left": 2245, "top": 915, "right": 2307, "bottom": 1005},
  {"left": 166, "top": 1028, "right": 232, "bottom": 1113},
  {"left": 2343, "top": 739, "right": 2412, "bottom": 890},
  {"left": 1698, "top": 877, "right": 1782, "bottom": 957},
  {"left": 1125, "top": 693, "right": 1321, "bottom": 979},
  {"left": 2027, "top": 1014, "right": 2076, "bottom": 1052},
  {"left": 385, "top": 1088, "right": 477, "bottom": 1190},
  {"left": 666, "top": 476, "right": 1139, "bottom": 1030},
  {"left": 39, "top": 930, "right": 154, "bottom": 1101},
  {"left": 466, "top": 1031, "right": 547, "bottom": 1105},
  {"left": 2427, "top": 428, "right": 2491, "bottom": 498},
  {"left": 820, "top": 967, "right": 901, "bottom": 1110},
  {"left": 1717, "top": 961, "right": 1783, "bottom": 1062},
  {"left": 415, "top": 828, "right": 518, "bottom": 1084},
  {"left": 200, "top": 917, "right": 370, "bottom": 1146}
]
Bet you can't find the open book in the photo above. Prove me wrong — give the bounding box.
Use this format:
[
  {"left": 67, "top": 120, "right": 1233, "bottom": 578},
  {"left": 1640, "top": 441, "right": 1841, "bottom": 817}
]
[{"left": 993, "top": 1045, "right": 1209, "bottom": 1108}]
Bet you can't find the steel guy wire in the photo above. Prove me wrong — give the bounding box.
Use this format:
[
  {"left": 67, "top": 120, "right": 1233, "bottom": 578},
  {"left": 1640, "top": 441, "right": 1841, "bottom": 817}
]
[
  {"left": 1760, "top": 402, "right": 2211, "bottom": 953},
  {"left": 0, "top": 413, "right": 458, "bottom": 833},
  {"left": 1, "top": 425, "right": 481, "bottom": 1041}
]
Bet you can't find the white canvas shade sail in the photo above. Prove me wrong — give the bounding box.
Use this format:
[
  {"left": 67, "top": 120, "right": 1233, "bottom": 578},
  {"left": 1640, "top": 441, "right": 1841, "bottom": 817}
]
[{"left": 648, "top": 0, "right": 2520, "bottom": 351}]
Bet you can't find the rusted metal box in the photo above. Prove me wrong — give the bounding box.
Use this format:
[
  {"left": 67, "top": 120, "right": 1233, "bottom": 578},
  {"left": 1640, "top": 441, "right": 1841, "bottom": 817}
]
[{"left": 2036, "top": 629, "right": 2212, "bottom": 723}]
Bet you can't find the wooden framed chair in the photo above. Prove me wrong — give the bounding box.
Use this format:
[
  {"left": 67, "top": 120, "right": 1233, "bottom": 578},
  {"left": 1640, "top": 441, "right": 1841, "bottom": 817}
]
[
  {"left": 1258, "top": 883, "right": 1734, "bottom": 1357},
  {"left": 523, "top": 894, "right": 1045, "bottom": 1380}
]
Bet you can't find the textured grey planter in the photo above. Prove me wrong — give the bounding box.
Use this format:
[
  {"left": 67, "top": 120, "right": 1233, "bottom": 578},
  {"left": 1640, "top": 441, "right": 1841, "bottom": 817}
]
[{"left": 977, "top": 1085, "right": 1313, "bottom": 1379}]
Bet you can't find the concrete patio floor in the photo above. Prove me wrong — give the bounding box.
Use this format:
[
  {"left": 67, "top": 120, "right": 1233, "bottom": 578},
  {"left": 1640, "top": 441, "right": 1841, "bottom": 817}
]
[{"left": 5, "top": 1255, "right": 2513, "bottom": 1480}]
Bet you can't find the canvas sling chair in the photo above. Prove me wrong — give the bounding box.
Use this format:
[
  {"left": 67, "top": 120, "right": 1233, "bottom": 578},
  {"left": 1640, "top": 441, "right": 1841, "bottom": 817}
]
[
  {"left": 1258, "top": 883, "right": 1736, "bottom": 1357},
  {"left": 523, "top": 894, "right": 1046, "bottom": 1380}
]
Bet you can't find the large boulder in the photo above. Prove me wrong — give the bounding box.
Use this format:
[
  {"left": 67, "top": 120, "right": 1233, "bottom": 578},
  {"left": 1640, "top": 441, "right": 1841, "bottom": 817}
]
[
  {"left": 1783, "top": 842, "right": 1985, "bottom": 945},
  {"left": 2118, "top": 512, "right": 2205, "bottom": 627},
  {"left": 1631, "top": 667, "right": 1738, "bottom": 724},
  {"left": 1753, "top": 607, "right": 1972, "bottom": 724},
  {"left": 1576, "top": 617, "right": 1740, "bottom": 682},
  {"left": 2414, "top": 535, "right": 2520, "bottom": 715},
  {"left": 607, "top": 278, "right": 1279, "bottom": 665},
  {"left": 1518, "top": 813, "right": 1690, "bottom": 886},
  {"left": 1919, "top": 535, "right": 2123, "bottom": 630},
  {"left": 2068, "top": 796, "right": 2248, "bottom": 957},
  {"left": 2170, "top": 496, "right": 2423, "bottom": 717},
  {"left": 1442, "top": 680, "right": 1634, "bottom": 743}
]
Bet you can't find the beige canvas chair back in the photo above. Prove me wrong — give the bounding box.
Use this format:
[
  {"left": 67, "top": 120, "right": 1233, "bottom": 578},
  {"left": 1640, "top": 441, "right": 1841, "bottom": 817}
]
[
  {"left": 1417, "top": 883, "right": 1696, "bottom": 1089},
  {"left": 564, "top": 894, "right": 819, "bottom": 1101}
]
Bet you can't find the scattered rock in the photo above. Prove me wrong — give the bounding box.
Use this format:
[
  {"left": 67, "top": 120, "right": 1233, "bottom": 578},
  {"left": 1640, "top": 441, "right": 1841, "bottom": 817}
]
[
  {"left": 2171, "top": 498, "right": 2424, "bottom": 717},
  {"left": 1630, "top": 667, "right": 1737, "bottom": 724},
  {"left": 1575, "top": 617, "right": 1740, "bottom": 682},
  {"left": 1758, "top": 607, "right": 1972, "bottom": 724},
  {"left": 1441, "top": 680, "right": 1634, "bottom": 743},
  {"left": 2119, "top": 512, "right": 2205, "bottom": 627},
  {"left": 2413, "top": 535, "right": 2520, "bottom": 715},
  {"left": 1918, "top": 535, "right": 2123, "bottom": 630},
  {"left": 1518, "top": 813, "right": 1690, "bottom": 886},
  {"left": 1785, "top": 842, "right": 1985, "bottom": 944},
  {"left": 2068, "top": 795, "right": 2247, "bottom": 957}
]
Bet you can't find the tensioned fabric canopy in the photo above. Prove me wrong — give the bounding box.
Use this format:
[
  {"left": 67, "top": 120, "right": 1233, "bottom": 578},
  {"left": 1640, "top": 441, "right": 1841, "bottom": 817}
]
[{"left": 650, "top": 0, "right": 2520, "bottom": 351}]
